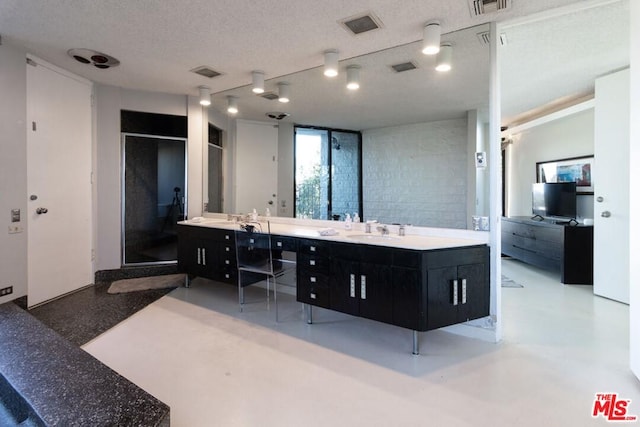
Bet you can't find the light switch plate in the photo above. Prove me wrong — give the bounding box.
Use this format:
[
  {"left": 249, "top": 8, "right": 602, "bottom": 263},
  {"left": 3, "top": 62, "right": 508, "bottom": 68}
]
[{"left": 8, "top": 225, "right": 23, "bottom": 234}]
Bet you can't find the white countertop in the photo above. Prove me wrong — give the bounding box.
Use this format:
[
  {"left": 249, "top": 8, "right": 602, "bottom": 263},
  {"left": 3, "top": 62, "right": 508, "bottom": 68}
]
[{"left": 179, "top": 217, "right": 487, "bottom": 251}]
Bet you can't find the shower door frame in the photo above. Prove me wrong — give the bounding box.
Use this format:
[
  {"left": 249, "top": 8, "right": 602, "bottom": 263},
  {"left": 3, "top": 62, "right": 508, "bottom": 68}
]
[{"left": 121, "top": 132, "right": 188, "bottom": 266}]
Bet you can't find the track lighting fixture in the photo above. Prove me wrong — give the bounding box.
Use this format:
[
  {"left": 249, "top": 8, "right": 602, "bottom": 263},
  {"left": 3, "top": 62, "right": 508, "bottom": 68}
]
[
  {"left": 198, "top": 86, "right": 211, "bottom": 106},
  {"left": 422, "top": 21, "right": 441, "bottom": 55},
  {"left": 277, "top": 82, "right": 290, "bottom": 103},
  {"left": 227, "top": 96, "right": 238, "bottom": 114},
  {"left": 324, "top": 49, "right": 339, "bottom": 77},
  {"left": 435, "top": 43, "right": 453, "bottom": 72},
  {"left": 346, "top": 65, "right": 360, "bottom": 90},
  {"left": 251, "top": 70, "right": 265, "bottom": 94}
]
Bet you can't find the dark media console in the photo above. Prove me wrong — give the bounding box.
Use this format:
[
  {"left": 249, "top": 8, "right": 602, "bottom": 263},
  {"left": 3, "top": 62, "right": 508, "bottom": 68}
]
[{"left": 501, "top": 216, "right": 593, "bottom": 284}]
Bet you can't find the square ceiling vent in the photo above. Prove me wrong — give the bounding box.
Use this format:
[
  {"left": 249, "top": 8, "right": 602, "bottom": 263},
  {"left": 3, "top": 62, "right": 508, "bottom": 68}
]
[
  {"left": 190, "top": 66, "right": 222, "bottom": 78},
  {"left": 340, "top": 12, "right": 383, "bottom": 35},
  {"left": 391, "top": 61, "right": 417, "bottom": 73},
  {"left": 260, "top": 92, "right": 280, "bottom": 101},
  {"left": 468, "top": 0, "right": 512, "bottom": 17}
]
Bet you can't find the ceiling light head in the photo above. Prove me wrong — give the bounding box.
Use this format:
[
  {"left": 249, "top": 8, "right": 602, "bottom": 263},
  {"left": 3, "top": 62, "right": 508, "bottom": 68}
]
[
  {"left": 346, "top": 65, "right": 360, "bottom": 90},
  {"left": 226, "top": 96, "right": 238, "bottom": 114},
  {"left": 251, "top": 70, "right": 265, "bottom": 94},
  {"left": 435, "top": 43, "right": 453, "bottom": 72},
  {"left": 324, "top": 49, "right": 339, "bottom": 77},
  {"left": 422, "top": 21, "right": 441, "bottom": 55},
  {"left": 198, "top": 86, "right": 211, "bottom": 106},
  {"left": 277, "top": 82, "right": 290, "bottom": 103},
  {"left": 67, "top": 48, "right": 120, "bottom": 69}
]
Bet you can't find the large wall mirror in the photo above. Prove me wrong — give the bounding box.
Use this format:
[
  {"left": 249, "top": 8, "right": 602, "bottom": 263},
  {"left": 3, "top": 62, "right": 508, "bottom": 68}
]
[{"left": 205, "top": 23, "right": 491, "bottom": 229}]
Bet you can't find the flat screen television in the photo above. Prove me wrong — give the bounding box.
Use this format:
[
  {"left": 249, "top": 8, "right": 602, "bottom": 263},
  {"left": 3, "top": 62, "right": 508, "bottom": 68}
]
[{"left": 532, "top": 182, "right": 577, "bottom": 220}]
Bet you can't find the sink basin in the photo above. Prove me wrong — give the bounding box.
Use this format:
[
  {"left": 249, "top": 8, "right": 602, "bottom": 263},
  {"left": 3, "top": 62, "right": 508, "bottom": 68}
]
[{"left": 347, "top": 234, "right": 401, "bottom": 242}]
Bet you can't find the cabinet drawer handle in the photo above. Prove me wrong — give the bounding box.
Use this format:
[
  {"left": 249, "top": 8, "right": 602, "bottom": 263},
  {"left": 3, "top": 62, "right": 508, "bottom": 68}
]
[
  {"left": 277, "top": 241, "right": 283, "bottom": 247},
  {"left": 249, "top": 238, "right": 255, "bottom": 244},
  {"left": 225, "top": 235, "right": 230, "bottom": 240},
  {"left": 202, "top": 248, "right": 206, "bottom": 265},
  {"left": 310, "top": 292, "right": 317, "bottom": 300},
  {"left": 350, "top": 274, "right": 355, "bottom": 298},
  {"left": 225, "top": 259, "right": 230, "bottom": 265},
  {"left": 309, "top": 259, "right": 316, "bottom": 266},
  {"left": 225, "top": 273, "right": 230, "bottom": 279},
  {"left": 461, "top": 279, "right": 467, "bottom": 304},
  {"left": 197, "top": 248, "right": 201, "bottom": 265},
  {"left": 225, "top": 247, "right": 231, "bottom": 252},
  {"left": 452, "top": 279, "right": 459, "bottom": 306},
  {"left": 361, "top": 275, "right": 367, "bottom": 300},
  {"left": 310, "top": 276, "right": 317, "bottom": 283},
  {"left": 310, "top": 246, "right": 316, "bottom": 252}
]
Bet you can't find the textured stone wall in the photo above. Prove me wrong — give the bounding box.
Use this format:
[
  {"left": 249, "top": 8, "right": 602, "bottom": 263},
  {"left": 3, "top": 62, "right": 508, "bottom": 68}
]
[{"left": 362, "top": 119, "right": 468, "bottom": 228}]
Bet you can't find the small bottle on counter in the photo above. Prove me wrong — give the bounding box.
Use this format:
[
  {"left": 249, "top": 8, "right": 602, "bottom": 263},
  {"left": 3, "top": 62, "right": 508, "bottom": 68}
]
[
  {"left": 265, "top": 208, "right": 271, "bottom": 217},
  {"left": 344, "top": 213, "right": 352, "bottom": 230},
  {"left": 353, "top": 213, "right": 360, "bottom": 223},
  {"left": 251, "top": 208, "right": 258, "bottom": 221}
]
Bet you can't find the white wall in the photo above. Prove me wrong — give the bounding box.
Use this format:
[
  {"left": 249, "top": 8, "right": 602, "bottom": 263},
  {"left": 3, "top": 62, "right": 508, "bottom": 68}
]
[
  {"left": 628, "top": 0, "right": 639, "bottom": 380},
  {"left": 0, "top": 43, "right": 28, "bottom": 303},
  {"left": 505, "top": 108, "right": 595, "bottom": 218},
  {"left": 94, "top": 85, "right": 204, "bottom": 271},
  {"left": 277, "top": 122, "right": 294, "bottom": 217},
  {"left": 362, "top": 118, "right": 469, "bottom": 228}
]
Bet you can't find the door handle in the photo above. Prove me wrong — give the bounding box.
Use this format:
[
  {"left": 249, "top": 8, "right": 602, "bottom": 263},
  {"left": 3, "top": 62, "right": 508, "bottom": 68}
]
[
  {"left": 36, "top": 207, "right": 48, "bottom": 214},
  {"left": 601, "top": 211, "right": 611, "bottom": 218}
]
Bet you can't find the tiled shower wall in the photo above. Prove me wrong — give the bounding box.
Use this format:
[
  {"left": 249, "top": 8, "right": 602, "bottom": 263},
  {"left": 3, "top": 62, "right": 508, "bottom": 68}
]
[{"left": 362, "top": 118, "right": 468, "bottom": 228}]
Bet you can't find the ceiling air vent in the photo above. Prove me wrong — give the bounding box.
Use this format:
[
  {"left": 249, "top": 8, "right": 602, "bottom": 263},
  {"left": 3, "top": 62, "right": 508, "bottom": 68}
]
[
  {"left": 260, "top": 92, "right": 280, "bottom": 101},
  {"left": 476, "top": 31, "right": 509, "bottom": 46},
  {"left": 391, "top": 62, "right": 417, "bottom": 73},
  {"left": 468, "top": 0, "right": 511, "bottom": 17},
  {"left": 190, "top": 66, "right": 222, "bottom": 78},
  {"left": 266, "top": 112, "right": 290, "bottom": 120},
  {"left": 340, "top": 12, "right": 382, "bottom": 35}
]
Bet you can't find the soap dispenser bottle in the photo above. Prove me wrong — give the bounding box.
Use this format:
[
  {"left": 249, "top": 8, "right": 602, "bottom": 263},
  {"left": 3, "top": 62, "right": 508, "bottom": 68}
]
[
  {"left": 353, "top": 213, "right": 360, "bottom": 223},
  {"left": 344, "top": 213, "right": 352, "bottom": 230}
]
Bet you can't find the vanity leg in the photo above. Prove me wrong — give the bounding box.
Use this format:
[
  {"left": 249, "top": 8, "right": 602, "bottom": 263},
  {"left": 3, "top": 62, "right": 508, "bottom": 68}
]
[
  {"left": 184, "top": 275, "right": 191, "bottom": 288},
  {"left": 412, "top": 330, "right": 419, "bottom": 355},
  {"left": 305, "top": 304, "right": 313, "bottom": 324}
]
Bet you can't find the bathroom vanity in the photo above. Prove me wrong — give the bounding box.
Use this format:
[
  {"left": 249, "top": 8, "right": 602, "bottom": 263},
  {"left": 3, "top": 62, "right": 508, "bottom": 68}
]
[{"left": 177, "top": 218, "right": 490, "bottom": 354}]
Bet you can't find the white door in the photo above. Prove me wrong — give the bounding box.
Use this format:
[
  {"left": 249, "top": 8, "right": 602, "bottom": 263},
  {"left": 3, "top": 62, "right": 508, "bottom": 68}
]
[
  {"left": 234, "top": 120, "right": 279, "bottom": 215},
  {"left": 593, "top": 69, "right": 630, "bottom": 304},
  {"left": 26, "top": 57, "right": 93, "bottom": 307}
]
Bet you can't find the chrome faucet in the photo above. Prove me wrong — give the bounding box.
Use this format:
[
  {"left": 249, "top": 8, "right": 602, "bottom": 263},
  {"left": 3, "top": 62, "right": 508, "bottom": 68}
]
[{"left": 376, "top": 225, "right": 389, "bottom": 236}]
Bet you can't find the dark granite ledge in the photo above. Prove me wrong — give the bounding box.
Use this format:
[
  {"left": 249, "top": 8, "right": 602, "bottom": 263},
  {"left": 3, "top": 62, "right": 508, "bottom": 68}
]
[{"left": 0, "top": 302, "right": 169, "bottom": 426}]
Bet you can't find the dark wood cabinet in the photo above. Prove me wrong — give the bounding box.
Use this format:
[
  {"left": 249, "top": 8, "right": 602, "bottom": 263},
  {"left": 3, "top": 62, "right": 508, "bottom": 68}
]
[
  {"left": 330, "top": 256, "right": 393, "bottom": 323},
  {"left": 501, "top": 217, "right": 593, "bottom": 284},
  {"left": 296, "top": 239, "right": 331, "bottom": 309},
  {"left": 178, "top": 224, "right": 490, "bottom": 344},
  {"left": 177, "top": 225, "right": 236, "bottom": 284}
]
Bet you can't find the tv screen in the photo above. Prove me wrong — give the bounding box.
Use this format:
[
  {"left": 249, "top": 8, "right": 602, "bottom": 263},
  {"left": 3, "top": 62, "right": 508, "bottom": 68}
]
[{"left": 532, "top": 182, "right": 577, "bottom": 219}]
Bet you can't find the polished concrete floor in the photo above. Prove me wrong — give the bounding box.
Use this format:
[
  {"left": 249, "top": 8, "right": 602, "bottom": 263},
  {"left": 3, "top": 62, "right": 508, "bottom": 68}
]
[{"left": 83, "top": 260, "right": 640, "bottom": 426}]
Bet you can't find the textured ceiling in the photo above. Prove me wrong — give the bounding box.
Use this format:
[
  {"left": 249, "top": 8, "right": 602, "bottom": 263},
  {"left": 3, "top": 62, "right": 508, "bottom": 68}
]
[{"left": 0, "top": 0, "right": 628, "bottom": 128}]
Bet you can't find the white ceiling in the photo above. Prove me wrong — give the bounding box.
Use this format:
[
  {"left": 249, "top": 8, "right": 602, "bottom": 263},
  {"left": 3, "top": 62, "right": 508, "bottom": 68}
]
[{"left": 0, "top": 0, "right": 629, "bottom": 129}]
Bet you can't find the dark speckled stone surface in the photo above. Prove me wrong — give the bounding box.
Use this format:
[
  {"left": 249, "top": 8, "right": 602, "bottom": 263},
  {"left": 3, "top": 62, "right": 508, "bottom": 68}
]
[
  {"left": 28, "top": 281, "right": 174, "bottom": 346},
  {"left": 0, "top": 302, "right": 170, "bottom": 426}
]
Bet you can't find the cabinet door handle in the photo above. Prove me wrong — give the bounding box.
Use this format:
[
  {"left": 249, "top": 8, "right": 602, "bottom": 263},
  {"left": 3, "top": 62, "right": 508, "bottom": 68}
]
[
  {"left": 350, "top": 274, "right": 356, "bottom": 298},
  {"left": 361, "top": 275, "right": 367, "bottom": 300},
  {"left": 197, "top": 248, "right": 201, "bottom": 265},
  {"left": 310, "top": 276, "right": 317, "bottom": 283},
  {"left": 277, "top": 241, "right": 283, "bottom": 247},
  {"left": 202, "top": 248, "right": 206, "bottom": 265},
  {"left": 310, "top": 246, "right": 316, "bottom": 252},
  {"left": 461, "top": 279, "right": 467, "bottom": 304},
  {"left": 452, "top": 279, "right": 459, "bottom": 306}
]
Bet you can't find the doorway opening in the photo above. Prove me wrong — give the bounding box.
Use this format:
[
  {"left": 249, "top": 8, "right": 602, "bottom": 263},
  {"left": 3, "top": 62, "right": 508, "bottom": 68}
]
[
  {"left": 122, "top": 133, "right": 187, "bottom": 265},
  {"left": 294, "top": 126, "right": 362, "bottom": 221}
]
